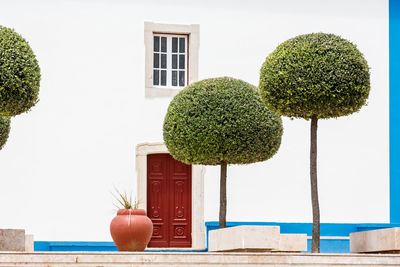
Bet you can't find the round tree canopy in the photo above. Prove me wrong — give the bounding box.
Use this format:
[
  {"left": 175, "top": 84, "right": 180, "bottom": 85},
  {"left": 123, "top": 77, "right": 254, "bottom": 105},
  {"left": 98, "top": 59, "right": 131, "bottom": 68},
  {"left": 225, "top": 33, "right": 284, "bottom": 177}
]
[
  {"left": 0, "top": 26, "right": 41, "bottom": 116},
  {"left": 163, "top": 77, "right": 283, "bottom": 165},
  {"left": 0, "top": 116, "right": 10, "bottom": 150},
  {"left": 259, "top": 33, "right": 370, "bottom": 119}
]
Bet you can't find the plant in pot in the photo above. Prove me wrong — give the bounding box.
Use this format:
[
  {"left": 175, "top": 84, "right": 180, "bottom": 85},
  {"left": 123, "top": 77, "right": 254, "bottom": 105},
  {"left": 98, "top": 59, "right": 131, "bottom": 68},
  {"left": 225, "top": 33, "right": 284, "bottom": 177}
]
[{"left": 110, "top": 189, "right": 153, "bottom": 251}]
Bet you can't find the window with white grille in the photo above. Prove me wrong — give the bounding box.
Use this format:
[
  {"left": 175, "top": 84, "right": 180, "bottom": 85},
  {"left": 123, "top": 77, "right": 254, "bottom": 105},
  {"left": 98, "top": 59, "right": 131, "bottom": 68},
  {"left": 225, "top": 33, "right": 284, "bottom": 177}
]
[
  {"left": 144, "top": 22, "right": 199, "bottom": 98},
  {"left": 153, "top": 35, "right": 188, "bottom": 88}
]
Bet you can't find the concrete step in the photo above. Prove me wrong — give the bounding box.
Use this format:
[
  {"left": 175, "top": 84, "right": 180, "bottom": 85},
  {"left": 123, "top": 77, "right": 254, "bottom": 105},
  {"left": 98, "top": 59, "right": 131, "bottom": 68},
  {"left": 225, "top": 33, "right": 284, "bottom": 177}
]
[{"left": 1, "top": 252, "right": 400, "bottom": 266}]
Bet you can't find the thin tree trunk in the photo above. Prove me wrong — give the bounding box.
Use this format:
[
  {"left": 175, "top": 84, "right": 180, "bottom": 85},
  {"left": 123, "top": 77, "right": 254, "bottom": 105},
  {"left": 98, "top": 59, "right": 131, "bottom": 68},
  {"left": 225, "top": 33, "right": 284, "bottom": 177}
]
[
  {"left": 310, "top": 115, "right": 320, "bottom": 253},
  {"left": 219, "top": 162, "right": 227, "bottom": 229}
]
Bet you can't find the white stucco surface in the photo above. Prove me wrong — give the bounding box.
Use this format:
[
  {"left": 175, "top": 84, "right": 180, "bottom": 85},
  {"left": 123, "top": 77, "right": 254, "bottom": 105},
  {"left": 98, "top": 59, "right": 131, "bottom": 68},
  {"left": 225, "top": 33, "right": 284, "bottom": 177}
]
[{"left": 0, "top": 0, "right": 389, "bottom": 241}]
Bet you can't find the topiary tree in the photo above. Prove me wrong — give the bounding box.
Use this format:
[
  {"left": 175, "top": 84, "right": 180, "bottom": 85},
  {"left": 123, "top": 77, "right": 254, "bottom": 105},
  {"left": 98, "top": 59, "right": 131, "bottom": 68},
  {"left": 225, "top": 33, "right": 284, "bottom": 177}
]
[
  {"left": 0, "top": 116, "right": 10, "bottom": 150},
  {"left": 164, "top": 77, "right": 283, "bottom": 228},
  {"left": 0, "top": 25, "right": 41, "bottom": 117},
  {"left": 259, "top": 33, "right": 370, "bottom": 252},
  {"left": 0, "top": 25, "right": 41, "bottom": 149}
]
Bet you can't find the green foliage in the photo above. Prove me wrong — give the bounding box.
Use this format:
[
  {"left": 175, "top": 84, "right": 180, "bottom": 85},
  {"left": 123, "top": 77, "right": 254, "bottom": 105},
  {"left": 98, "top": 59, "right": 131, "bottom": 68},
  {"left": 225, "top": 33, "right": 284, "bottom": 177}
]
[
  {"left": 163, "top": 77, "right": 283, "bottom": 165},
  {"left": 259, "top": 33, "right": 370, "bottom": 119},
  {"left": 0, "top": 25, "right": 41, "bottom": 117},
  {"left": 0, "top": 116, "right": 10, "bottom": 150}
]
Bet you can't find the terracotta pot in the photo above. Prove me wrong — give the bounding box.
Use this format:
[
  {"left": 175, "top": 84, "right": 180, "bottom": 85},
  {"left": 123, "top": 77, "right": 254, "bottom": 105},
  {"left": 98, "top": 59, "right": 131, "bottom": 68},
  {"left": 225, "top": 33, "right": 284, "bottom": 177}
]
[{"left": 110, "top": 209, "right": 153, "bottom": 251}]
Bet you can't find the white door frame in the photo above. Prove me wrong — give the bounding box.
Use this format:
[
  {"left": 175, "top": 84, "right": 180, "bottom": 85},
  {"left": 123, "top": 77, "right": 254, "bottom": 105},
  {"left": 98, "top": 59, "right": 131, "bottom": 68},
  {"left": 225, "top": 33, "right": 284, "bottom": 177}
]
[{"left": 136, "top": 142, "right": 206, "bottom": 250}]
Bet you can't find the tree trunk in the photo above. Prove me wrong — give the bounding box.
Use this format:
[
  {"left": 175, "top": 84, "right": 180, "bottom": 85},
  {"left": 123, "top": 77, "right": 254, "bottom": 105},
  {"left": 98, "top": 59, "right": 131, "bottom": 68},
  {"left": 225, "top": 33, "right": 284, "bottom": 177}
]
[
  {"left": 219, "top": 162, "right": 227, "bottom": 229},
  {"left": 310, "top": 115, "right": 320, "bottom": 253}
]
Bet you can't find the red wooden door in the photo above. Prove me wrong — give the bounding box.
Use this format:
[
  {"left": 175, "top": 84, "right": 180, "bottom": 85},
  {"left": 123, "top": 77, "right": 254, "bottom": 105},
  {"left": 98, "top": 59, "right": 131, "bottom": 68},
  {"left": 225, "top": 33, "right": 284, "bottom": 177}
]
[{"left": 147, "top": 154, "right": 192, "bottom": 247}]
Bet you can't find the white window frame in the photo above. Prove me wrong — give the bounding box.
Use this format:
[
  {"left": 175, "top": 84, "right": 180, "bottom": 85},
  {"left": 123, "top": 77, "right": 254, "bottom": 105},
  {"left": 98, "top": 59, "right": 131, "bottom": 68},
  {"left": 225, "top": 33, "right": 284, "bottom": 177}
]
[{"left": 144, "top": 22, "right": 200, "bottom": 98}]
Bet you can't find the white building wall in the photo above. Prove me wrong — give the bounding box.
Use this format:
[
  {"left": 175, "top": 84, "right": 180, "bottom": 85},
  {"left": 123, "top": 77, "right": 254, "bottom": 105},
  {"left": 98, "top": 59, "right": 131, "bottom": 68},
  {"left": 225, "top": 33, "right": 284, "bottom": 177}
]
[{"left": 0, "top": 0, "right": 388, "bottom": 241}]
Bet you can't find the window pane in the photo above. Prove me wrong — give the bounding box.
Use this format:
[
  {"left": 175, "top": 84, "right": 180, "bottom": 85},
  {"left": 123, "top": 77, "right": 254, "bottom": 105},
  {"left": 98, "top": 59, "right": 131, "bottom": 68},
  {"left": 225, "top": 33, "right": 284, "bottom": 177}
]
[
  {"left": 172, "top": 55, "right": 177, "bottom": 69},
  {"left": 154, "top": 36, "right": 159, "bottom": 52},
  {"left": 161, "top": 37, "right": 167, "bottom": 52},
  {"left": 179, "top": 55, "right": 185, "bottom": 69},
  {"left": 153, "top": 53, "right": 159, "bottom": 68},
  {"left": 161, "top": 54, "right": 167, "bottom": 69},
  {"left": 172, "top": 71, "right": 177, "bottom": 86},
  {"left": 179, "top": 71, "right": 185, "bottom": 86},
  {"left": 153, "top": 70, "right": 159, "bottom": 86},
  {"left": 172, "top": 37, "right": 178, "bottom": 53},
  {"left": 161, "top": 70, "right": 167, "bottom": 86},
  {"left": 179, "top": 38, "right": 185, "bottom": 53}
]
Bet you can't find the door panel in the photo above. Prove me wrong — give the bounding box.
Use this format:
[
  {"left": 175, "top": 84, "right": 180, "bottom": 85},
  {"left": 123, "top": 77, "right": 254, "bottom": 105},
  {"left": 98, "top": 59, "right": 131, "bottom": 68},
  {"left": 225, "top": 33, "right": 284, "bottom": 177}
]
[
  {"left": 169, "top": 158, "right": 191, "bottom": 247},
  {"left": 147, "top": 154, "right": 192, "bottom": 248},
  {"left": 147, "top": 154, "right": 169, "bottom": 247}
]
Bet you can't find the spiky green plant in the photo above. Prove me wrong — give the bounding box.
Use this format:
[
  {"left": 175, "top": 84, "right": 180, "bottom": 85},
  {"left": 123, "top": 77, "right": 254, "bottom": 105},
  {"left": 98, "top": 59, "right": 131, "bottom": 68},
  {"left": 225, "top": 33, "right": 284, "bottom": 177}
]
[{"left": 112, "top": 188, "right": 138, "bottom": 210}]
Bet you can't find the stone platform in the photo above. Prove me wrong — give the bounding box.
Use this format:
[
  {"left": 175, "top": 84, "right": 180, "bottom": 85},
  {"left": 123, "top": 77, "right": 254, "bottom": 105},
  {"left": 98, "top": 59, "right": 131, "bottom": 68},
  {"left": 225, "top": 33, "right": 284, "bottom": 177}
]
[
  {"left": 350, "top": 227, "right": 400, "bottom": 253},
  {"left": 208, "top": 225, "right": 307, "bottom": 252},
  {"left": 1, "top": 252, "right": 400, "bottom": 266}
]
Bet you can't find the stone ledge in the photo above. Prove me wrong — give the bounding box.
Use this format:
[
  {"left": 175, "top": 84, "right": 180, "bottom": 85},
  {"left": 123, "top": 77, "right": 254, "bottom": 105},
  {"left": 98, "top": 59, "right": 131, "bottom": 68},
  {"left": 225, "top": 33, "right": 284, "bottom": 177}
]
[
  {"left": 275, "top": 234, "right": 307, "bottom": 252},
  {"left": 0, "top": 229, "right": 25, "bottom": 251},
  {"left": 208, "top": 226, "right": 280, "bottom": 252},
  {"left": 1, "top": 252, "right": 400, "bottom": 266},
  {"left": 208, "top": 226, "right": 307, "bottom": 253},
  {"left": 24, "top": 235, "right": 34, "bottom": 252},
  {"left": 350, "top": 227, "right": 400, "bottom": 253}
]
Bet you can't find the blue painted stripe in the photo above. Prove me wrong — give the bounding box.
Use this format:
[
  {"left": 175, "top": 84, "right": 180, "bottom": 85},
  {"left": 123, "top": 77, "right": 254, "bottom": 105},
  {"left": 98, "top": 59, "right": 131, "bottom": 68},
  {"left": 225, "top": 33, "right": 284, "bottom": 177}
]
[
  {"left": 390, "top": 0, "right": 400, "bottom": 223},
  {"left": 309, "top": 239, "right": 349, "bottom": 254},
  {"left": 34, "top": 241, "right": 204, "bottom": 252},
  {"left": 34, "top": 241, "right": 118, "bottom": 252}
]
